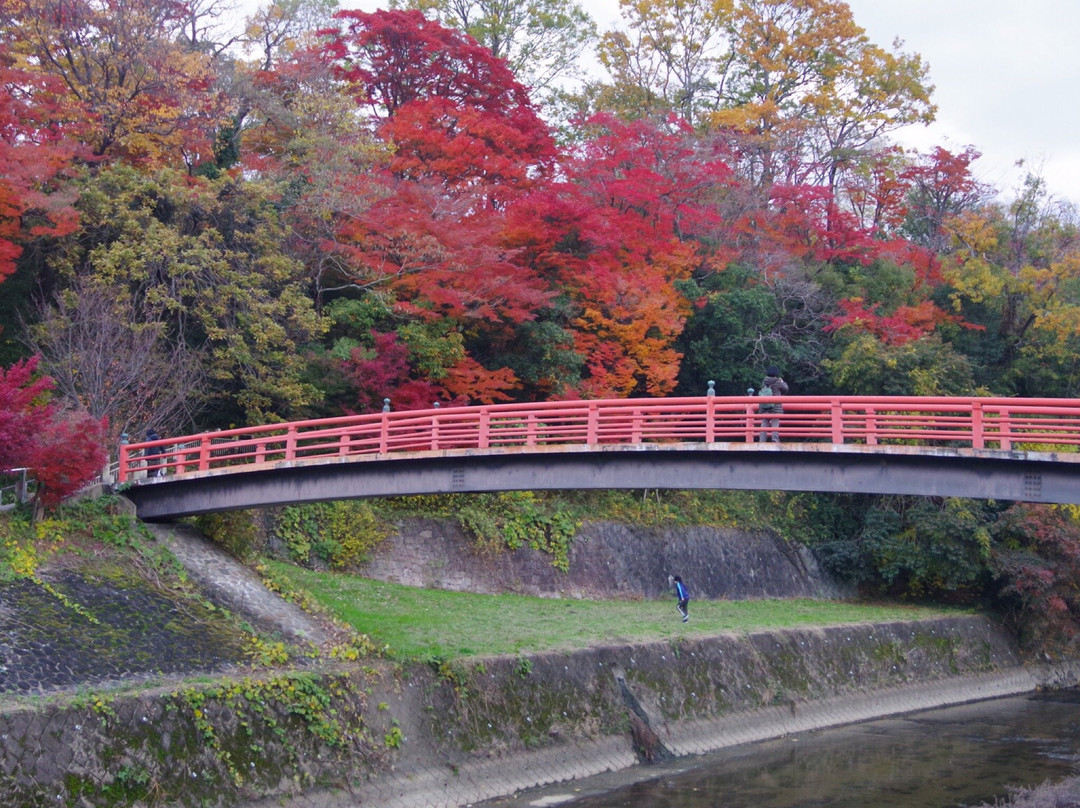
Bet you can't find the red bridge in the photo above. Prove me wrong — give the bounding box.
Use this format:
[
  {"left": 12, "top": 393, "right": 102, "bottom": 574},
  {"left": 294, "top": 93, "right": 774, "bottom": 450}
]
[{"left": 119, "top": 395, "right": 1080, "bottom": 519}]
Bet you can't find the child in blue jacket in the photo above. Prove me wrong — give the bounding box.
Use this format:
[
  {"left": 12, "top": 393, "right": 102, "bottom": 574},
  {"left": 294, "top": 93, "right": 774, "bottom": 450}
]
[{"left": 672, "top": 575, "right": 689, "bottom": 622}]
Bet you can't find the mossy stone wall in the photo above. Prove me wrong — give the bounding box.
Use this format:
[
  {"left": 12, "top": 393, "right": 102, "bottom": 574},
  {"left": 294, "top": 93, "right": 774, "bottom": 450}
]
[{"left": 0, "top": 615, "right": 1031, "bottom": 808}]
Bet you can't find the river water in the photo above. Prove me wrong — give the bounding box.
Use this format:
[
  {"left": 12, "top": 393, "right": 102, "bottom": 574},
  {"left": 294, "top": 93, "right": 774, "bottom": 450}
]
[{"left": 484, "top": 692, "right": 1080, "bottom": 808}]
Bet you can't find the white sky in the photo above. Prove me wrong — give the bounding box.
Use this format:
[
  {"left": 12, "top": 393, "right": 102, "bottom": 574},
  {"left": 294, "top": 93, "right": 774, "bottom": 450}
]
[
  {"left": 258, "top": 0, "right": 1080, "bottom": 208},
  {"left": 587, "top": 0, "right": 1080, "bottom": 208},
  {"left": 844, "top": 0, "right": 1080, "bottom": 209}
]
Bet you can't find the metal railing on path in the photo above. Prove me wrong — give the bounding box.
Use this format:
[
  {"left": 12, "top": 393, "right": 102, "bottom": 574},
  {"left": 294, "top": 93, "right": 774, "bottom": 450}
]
[{"left": 118, "top": 395, "right": 1080, "bottom": 484}]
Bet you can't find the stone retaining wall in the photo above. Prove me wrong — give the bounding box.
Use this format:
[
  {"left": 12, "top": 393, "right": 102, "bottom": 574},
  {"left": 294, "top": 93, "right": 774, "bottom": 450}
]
[
  {"left": 0, "top": 615, "right": 1044, "bottom": 808},
  {"left": 357, "top": 518, "right": 850, "bottom": 600}
]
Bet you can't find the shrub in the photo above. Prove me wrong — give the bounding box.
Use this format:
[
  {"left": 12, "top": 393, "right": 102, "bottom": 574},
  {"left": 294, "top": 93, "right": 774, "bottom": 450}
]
[
  {"left": 274, "top": 501, "right": 388, "bottom": 569},
  {"left": 193, "top": 509, "right": 260, "bottom": 560},
  {"left": 457, "top": 492, "right": 579, "bottom": 572}
]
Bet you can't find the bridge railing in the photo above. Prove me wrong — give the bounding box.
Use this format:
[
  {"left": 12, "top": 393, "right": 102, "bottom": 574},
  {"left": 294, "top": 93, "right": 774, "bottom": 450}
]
[
  {"left": 117, "top": 395, "right": 1080, "bottom": 483},
  {"left": 0, "top": 467, "right": 32, "bottom": 511}
]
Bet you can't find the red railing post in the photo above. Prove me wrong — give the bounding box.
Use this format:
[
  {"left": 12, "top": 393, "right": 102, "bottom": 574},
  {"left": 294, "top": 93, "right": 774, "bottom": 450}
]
[
  {"left": 118, "top": 441, "right": 130, "bottom": 483},
  {"left": 478, "top": 408, "right": 490, "bottom": 449},
  {"left": 999, "top": 408, "right": 1011, "bottom": 451},
  {"left": 379, "top": 413, "right": 390, "bottom": 453},
  {"left": 831, "top": 399, "right": 844, "bottom": 444},
  {"left": 632, "top": 408, "right": 642, "bottom": 444},
  {"left": 199, "top": 436, "right": 211, "bottom": 472},
  {"left": 284, "top": 426, "right": 297, "bottom": 461},
  {"left": 431, "top": 415, "right": 440, "bottom": 451},
  {"left": 587, "top": 403, "right": 599, "bottom": 444},
  {"left": 971, "top": 401, "right": 984, "bottom": 449},
  {"left": 865, "top": 406, "right": 878, "bottom": 446},
  {"left": 526, "top": 413, "right": 537, "bottom": 446},
  {"left": 705, "top": 396, "right": 715, "bottom": 443},
  {"left": 745, "top": 401, "right": 756, "bottom": 442}
]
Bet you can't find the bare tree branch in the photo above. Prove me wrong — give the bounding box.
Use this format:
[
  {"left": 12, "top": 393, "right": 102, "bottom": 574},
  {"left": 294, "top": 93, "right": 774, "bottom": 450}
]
[{"left": 22, "top": 279, "right": 207, "bottom": 448}]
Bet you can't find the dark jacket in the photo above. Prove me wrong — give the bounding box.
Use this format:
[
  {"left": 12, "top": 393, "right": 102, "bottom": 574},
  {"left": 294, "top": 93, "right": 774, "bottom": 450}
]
[
  {"left": 759, "top": 375, "right": 787, "bottom": 413},
  {"left": 761, "top": 374, "right": 788, "bottom": 396}
]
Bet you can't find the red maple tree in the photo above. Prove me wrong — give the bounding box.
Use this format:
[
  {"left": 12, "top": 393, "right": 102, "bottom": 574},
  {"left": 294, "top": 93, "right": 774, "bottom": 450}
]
[
  {"left": 0, "top": 357, "right": 106, "bottom": 510},
  {"left": 0, "top": 54, "right": 84, "bottom": 283},
  {"left": 503, "top": 115, "right": 731, "bottom": 397}
]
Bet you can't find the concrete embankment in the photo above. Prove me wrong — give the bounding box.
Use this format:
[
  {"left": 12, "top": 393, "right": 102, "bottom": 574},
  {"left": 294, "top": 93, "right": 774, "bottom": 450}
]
[
  {"left": 0, "top": 613, "right": 1046, "bottom": 808},
  {"left": 348, "top": 616, "right": 1036, "bottom": 808},
  {"left": 0, "top": 519, "right": 1060, "bottom": 807}
]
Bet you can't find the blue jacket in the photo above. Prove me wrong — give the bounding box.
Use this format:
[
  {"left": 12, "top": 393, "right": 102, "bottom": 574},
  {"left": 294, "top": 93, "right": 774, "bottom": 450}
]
[{"left": 675, "top": 580, "right": 689, "bottom": 601}]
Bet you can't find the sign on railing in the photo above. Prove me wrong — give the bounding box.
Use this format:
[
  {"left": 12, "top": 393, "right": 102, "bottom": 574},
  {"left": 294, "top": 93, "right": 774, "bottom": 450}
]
[{"left": 118, "top": 395, "right": 1080, "bottom": 483}]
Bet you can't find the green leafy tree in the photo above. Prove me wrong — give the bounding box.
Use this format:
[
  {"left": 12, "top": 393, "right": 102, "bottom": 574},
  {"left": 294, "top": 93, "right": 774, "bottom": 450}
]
[
  {"left": 812, "top": 496, "right": 994, "bottom": 600},
  {"left": 52, "top": 165, "right": 325, "bottom": 426},
  {"left": 676, "top": 264, "right": 832, "bottom": 395},
  {"left": 823, "top": 332, "right": 974, "bottom": 396}
]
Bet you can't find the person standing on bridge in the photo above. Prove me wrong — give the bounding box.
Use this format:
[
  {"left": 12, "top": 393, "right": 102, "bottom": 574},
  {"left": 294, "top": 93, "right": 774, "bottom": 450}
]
[
  {"left": 145, "top": 428, "right": 163, "bottom": 477},
  {"left": 671, "top": 575, "right": 689, "bottom": 622},
  {"left": 758, "top": 366, "right": 789, "bottom": 443}
]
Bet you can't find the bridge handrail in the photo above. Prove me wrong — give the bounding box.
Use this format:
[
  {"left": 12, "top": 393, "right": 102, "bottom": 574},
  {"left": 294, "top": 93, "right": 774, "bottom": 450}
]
[{"left": 117, "top": 395, "right": 1080, "bottom": 483}]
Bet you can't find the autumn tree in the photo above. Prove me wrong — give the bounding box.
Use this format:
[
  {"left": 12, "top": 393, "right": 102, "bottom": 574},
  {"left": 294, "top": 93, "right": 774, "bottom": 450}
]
[
  {"left": 0, "top": 49, "right": 83, "bottom": 286},
  {"left": 591, "top": 0, "right": 933, "bottom": 202},
  {"left": 395, "top": 0, "right": 596, "bottom": 100},
  {"left": 241, "top": 0, "right": 340, "bottom": 71},
  {"left": 901, "top": 146, "right": 988, "bottom": 252},
  {"left": 714, "top": 0, "right": 934, "bottom": 190},
  {"left": 991, "top": 503, "right": 1080, "bottom": 655},
  {"left": 503, "top": 114, "right": 729, "bottom": 398},
  {"left": 23, "top": 278, "right": 206, "bottom": 446},
  {"left": 51, "top": 165, "right": 325, "bottom": 426},
  {"left": 324, "top": 8, "right": 555, "bottom": 195},
  {"left": 941, "top": 173, "right": 1080, "bottom": 395},
  {"left": 0, "top": 355, "right": 106, "bottom": 510},
  {"left": 289, "top": 9, "right": 560, "bottom": 407},
  {"left": 593, "top": 0, "right": 733, "bottom": 125},
  {"left": 0, "top": 0, "right": 227, "bottom": 167},
  {"left": 240, "top": 37, "right": 391, "bottom": 311}
]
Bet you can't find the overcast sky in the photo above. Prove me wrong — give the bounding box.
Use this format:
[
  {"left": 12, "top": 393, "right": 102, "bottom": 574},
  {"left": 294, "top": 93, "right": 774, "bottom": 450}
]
[
  {"left": 583, "top": 0, "right": 1080, "bottom": 207},
  {"left": 844, "top": 0, "right": 1080, "bottom": 208},
  {"left": 286, "top": 0, "right": 1080, "bottom": 208}
]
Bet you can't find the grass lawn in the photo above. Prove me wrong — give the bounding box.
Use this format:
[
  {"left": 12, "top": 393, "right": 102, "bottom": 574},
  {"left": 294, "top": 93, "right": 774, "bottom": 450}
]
[{"left": 266, "top": 561, "right": 960, "bottom": 661}]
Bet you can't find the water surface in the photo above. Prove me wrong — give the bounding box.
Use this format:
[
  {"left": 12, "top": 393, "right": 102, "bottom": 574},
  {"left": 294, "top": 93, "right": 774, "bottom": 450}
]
[{"left": 486, "top": 693, "right": 1080, "bottom": 808}]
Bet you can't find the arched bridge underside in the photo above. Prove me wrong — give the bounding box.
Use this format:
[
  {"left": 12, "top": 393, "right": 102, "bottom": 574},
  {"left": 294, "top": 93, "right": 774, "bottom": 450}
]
[
  {"left": 123, "top": 442, "right": 1080, "bottom": 521},
  {"left": 118, "top": 395, "right": 1080, "bottom": 520}
]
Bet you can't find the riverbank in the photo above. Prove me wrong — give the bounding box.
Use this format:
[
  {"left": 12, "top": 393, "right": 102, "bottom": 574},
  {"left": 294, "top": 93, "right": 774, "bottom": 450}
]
[
  {"left": 0, "top": 516, "right": 1068, "bottom": 807},
  {"left": 0, "top": 613, "right": 1047, "bottom": 807}
]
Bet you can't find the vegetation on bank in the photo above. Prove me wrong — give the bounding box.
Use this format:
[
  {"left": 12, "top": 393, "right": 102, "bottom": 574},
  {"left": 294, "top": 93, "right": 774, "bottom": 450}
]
[
  {"left": 7, "top": 486, "right": 1080, "bottom": 666},
  {"left": 979, "top": 778, "right": 1080, "bottom": 808},
  {"left": 0, "top": 493, "right": 952, "bottom": 671},
  {"left": 0, "top": 495, "right": 184, "bottom": 586},
  {"left": 262, "top": 560, "right": 956, "bottom": 661},
  {"left": 194, "top": 488, "right": 1080, "bottom": 659}
]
